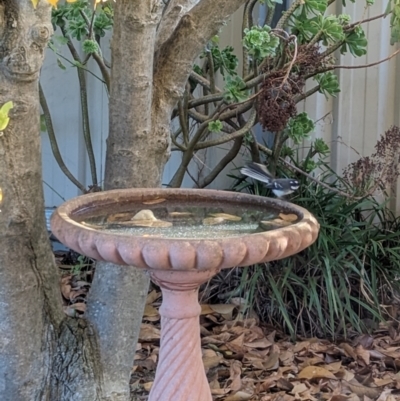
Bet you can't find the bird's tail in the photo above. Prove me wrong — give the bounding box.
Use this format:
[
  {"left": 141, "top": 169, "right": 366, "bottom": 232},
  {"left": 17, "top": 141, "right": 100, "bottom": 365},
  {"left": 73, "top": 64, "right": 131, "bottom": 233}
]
[{"left": 240, "top": 162, "right": 274, "bottom": 184}]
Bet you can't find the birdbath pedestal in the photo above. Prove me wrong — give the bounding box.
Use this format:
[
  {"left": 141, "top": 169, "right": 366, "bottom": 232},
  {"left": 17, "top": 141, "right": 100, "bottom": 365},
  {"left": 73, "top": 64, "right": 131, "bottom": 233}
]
[{"left": 51, "top": 188, "right": 319, "bottom": 401}]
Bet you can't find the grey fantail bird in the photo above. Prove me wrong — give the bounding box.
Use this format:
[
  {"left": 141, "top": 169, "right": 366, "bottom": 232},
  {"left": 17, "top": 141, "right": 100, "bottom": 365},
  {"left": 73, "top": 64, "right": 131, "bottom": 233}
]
[{"left": 240, "top": 162, "right": 300, "bottom": 198}]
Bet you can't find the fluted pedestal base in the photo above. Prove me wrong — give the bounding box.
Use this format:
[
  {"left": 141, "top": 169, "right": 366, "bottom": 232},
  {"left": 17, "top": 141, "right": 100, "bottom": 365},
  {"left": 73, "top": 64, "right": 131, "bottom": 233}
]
[{"left": 148, "top": 270, "right": 215, "bottom": 401}]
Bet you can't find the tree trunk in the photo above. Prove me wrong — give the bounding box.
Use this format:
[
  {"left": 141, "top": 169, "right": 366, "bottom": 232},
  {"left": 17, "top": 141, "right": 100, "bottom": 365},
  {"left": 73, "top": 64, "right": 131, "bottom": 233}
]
[
  {"left": 104, "top": 0, "right": 167, "bottom": 189},
  {"left": 0, "top": 2, "right": 62, "bottom": 398},
  {"left": 86, "top": 2, "right": 164, "bottom": 400},
  {"left": 0, "top": 2, "right": 102, "bottom": 399}
]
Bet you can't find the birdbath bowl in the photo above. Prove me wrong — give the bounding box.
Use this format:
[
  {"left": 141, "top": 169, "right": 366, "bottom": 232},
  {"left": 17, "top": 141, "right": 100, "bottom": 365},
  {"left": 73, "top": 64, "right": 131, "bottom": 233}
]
[{"left": 51, "top": 188, "right": 319, "bottom": 401}]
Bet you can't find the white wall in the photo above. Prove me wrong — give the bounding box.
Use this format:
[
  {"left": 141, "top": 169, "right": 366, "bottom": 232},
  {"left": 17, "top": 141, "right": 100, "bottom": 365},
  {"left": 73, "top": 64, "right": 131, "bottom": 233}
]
[{"left": 40, "top": 0, "right": 400, "bottom": 211}]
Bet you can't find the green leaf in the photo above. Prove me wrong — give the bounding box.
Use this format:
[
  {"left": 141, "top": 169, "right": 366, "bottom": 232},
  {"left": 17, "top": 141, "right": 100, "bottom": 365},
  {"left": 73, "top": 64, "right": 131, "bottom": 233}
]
[
  {"left": 315, "top": 72, "right": 340, "bottom": 98},
  {"left": 202, "top": 45, "right": 238, "bottom": 76},
  {"left": 82, "top": 39, "right": 99, "bottom": 54},
  {"left": 208, "top": 120, "right": 223, "bottom": 133},
  {"left": 286, "top": 112, "right": 315, "bottom": 144},
  {"left": 40, "top": 114, "right": 47, "bottom": 133},
  {"left": 223, "top": 75, "right": 248, "bottom": 103},
  {"left": 303, "top": 0, "right": 328, "bottom": 14},
  {"left": 313, "top": 138, "right": 330, "bottom": 155},
  {"left": 341, "top": 26, "right": 368, "bottom": 57},
  {"left": 57, "top": 58, "right": 67, "bottom": 70},
  {"left": 243, "top": 26, "right": 279, "bottom": 61},
  {"left": 0, "top": 101, "right": 13, "bottom": 131}
]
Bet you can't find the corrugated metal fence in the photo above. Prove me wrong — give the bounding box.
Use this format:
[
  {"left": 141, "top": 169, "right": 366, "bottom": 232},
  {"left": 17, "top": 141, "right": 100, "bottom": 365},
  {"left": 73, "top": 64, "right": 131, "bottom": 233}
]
[{"left": 40, "top": 0, "right": 400, "bottom": 212}]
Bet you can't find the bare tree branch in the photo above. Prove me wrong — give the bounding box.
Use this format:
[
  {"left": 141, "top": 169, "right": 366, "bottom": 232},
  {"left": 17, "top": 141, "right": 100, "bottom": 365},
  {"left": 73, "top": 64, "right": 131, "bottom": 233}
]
[
  {"left": 155, "top": 0, "right": 200, "bottom": 51},
  {"left": 197, "top": 137, "right": 243, "bottom": 187},
  {"left": 194, "top": 108, "right": 257, "bottom": 149},
  {"left": 153, "top": 0, "right": 247, "bottom": 116}
]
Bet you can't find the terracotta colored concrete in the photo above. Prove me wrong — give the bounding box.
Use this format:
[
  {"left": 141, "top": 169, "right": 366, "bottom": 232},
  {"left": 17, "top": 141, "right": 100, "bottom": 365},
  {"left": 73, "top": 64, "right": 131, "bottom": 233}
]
[
  {"left": 50, "top": 188, "right": 320, "bottom": 401},
  {"left": 148, "top": 286, "right": 211, "bottom": 401}
]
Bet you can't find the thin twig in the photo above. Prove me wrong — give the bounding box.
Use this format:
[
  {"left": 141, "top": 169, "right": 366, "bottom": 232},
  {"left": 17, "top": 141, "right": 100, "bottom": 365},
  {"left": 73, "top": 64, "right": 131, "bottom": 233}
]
[
  {"left": 39, "top": 84, "right": 87, "bottom": 193},
  {"left": 344, "top": 12, "right": 387, "bottom": 31}
]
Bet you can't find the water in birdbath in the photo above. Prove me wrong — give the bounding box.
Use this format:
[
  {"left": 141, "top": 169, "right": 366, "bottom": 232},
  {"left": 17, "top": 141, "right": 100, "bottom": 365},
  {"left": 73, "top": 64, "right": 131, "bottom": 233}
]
[{"left": 71, "top": 199, "right": 299, "bottom": 239}]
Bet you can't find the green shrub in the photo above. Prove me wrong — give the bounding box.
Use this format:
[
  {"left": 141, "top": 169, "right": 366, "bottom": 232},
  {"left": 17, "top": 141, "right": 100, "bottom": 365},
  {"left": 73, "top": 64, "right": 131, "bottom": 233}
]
[{"left": 206, "top": 142, "right": 400, "bottom": 340}]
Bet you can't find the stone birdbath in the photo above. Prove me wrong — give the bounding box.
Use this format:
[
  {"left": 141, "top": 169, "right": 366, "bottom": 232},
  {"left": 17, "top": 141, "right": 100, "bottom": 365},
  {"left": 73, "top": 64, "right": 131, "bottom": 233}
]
[{"left": 51, "top": 188, "right": 319, "bottom": 401}]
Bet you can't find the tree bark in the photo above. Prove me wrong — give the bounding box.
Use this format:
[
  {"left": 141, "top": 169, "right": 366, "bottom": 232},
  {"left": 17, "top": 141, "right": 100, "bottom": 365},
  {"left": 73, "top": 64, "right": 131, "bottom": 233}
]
[
  {"left": 0, "top": 2, "right": 102, "bottom": 399},
  {"left": 0, "top": 2, "right": 62, "bottom": 398},
  {"left": 104, "top": 0, "right": 165, "bottom": 189},
  {"left": 88, "top": 2, "right": 164, "bottom": 400}
]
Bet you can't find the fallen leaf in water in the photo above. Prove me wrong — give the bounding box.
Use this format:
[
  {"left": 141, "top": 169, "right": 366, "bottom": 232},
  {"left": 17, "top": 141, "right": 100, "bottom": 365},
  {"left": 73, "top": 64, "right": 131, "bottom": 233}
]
[
  {"left": 132, "top": 209, "right": 157, "bottom": 220},
  {"left": 142, "top": 198, "right": 166, "bottom": 205},
  {"left": 278, "top": 213, "right": 298, "bottom": 222},
  {"left": 106, "top": 212, "right": 133, "bottom": 222},
  {"left": 259, "top": 219, "right": 292, "bottom": 230},
  {"left": 210, "top": 213, "right": 242, "bottom": 221},
  {"left": 114, "top": 219, "right": 172, "bottom": 228},
  {"left": 203, "top": 217, "right": 226, "bottom": 226},
  {"left": 168, "top": 211, "right": 193, "bottom": 218},
  {"left": 81, "top": 221, "right": 103, "bottom": 229}
]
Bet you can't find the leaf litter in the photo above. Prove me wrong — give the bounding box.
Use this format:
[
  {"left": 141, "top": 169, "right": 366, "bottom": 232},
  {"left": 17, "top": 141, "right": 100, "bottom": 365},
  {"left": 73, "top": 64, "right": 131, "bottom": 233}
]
[
  {"left": 131, "top": 290, "right": 400, "bottom": 401},
  {"left": 55, "top": 250, "right": 400, "bottom": 400}
]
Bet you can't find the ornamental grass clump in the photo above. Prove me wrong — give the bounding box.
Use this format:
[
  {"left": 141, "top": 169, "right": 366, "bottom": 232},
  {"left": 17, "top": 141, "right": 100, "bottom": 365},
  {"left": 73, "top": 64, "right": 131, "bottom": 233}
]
[{"left": 203, "top": 133, "right": 400, "bottom": 340}]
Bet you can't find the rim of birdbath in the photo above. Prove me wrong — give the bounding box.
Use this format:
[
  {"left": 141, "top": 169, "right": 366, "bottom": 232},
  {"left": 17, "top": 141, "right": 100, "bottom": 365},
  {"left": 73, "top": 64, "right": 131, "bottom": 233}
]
[{"left": 51, "top": 188, "right": 320, "bottom": 272}]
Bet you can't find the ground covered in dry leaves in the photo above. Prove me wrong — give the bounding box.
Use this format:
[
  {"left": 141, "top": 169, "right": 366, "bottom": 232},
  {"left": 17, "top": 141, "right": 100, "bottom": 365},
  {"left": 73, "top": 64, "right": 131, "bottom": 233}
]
[{"left": 56, "top": 251, "right": 400, "bottom": 401}]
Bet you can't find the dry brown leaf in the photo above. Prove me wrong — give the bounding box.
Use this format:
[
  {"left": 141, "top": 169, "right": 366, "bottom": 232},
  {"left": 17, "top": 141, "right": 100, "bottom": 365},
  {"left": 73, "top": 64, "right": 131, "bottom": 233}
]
[
  {"left": 146, "top": 290, "right": 160, "bottom": 304},
  {"left": 60, "top": 276, "right": 72, "bottom": 299},
  {"left": 203, "top": 354, "right": 224, "bottom": 369},
  {"left": 202, "top": 332, "right": 232, "bottom": 345},
  {"left": 139, "top": 323, "right": 160, "bottom": 341},
  {"left": 70, "top": 302, "right": 86, "bottom": 312},
  {"left": 298, "top": 365, "right": 337, "bottom": 380},
  {"left": 244, "top": 338, "right": 273, "bottom": 349},
  {"left": 263, "top": 351, "right": 280, "bottom": 370},
  {"left": 143, "top": 381, "right": 153, "bottom": 391},
  {"left": 323, "top": 361, "right": 342, "bottom": 373},
  {"left": 340, "top": 343, "right": 358, "bottom": 360},
  {"left": 201, "top": 304, "right": 215, "bottom": 315},
  {"left": 344, "top": 379, "right": 381, "bottom": 399},
  {"left": 336, "top": 368, "right": 355, "bottom": 381},
  {"left": 226, "top": 333, "right": 245, "bottom": 354},
  {"left": 143, "top": 304, "right": 159, "bottom": 318},
  {"left": 377, "top": 393, "right": 395, "bottom": 401},
  {"left": 276, "top": 378, "right": 293, "bottom": 391},
  {"left": 293, "top": 341, "right": 310, "bottom": 353},
  {"left": 210, "top": 304, "right": 236, "bottom": 319},
  {"left": 290, "top": 383, "right": 308, "bottom": 395},
  {"left": 69, "top": 289, "right": 87, "bottom": 301},
  {"left": 356, "top": 345, "right": 370, "bottom": 365},
  {"left": 373, "top": 377, "right": 393, "bottom": 387},
  {"left": 228, "top": 360, "right": 243, "bottom": 392},
  {"left": 330, "top": 396, "right": 354, "bottom": 401},
  {"left": 224, "top": 391, "right": 253, "bottom": 400}
]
